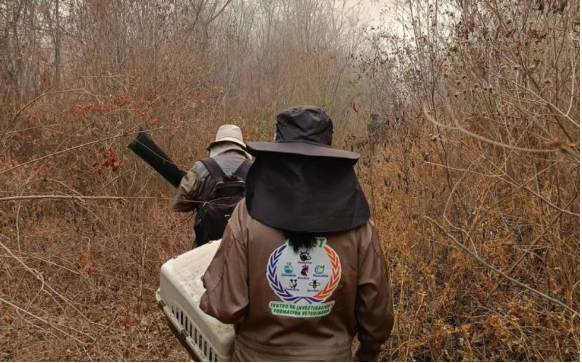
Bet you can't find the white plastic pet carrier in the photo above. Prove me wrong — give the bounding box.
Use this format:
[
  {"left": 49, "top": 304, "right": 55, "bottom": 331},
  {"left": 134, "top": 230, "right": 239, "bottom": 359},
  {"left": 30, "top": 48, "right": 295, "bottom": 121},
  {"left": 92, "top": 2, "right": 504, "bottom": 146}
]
[{"left": 156, "top": 240, "right": 235, "bottom": 361}]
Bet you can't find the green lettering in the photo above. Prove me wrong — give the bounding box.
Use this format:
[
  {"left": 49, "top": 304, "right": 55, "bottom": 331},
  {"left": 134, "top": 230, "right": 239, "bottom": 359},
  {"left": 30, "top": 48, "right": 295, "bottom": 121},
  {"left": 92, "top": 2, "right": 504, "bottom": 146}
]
[{"left": 270, "top": 301, "right": 335, "bottom": 317}]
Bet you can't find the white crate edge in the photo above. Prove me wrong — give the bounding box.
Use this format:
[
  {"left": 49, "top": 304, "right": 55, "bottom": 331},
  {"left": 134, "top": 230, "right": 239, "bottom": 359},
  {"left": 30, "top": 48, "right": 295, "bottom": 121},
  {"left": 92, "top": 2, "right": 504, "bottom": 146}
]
[{"left": 157, "top": 240, "right": 235, "bottom": 361}]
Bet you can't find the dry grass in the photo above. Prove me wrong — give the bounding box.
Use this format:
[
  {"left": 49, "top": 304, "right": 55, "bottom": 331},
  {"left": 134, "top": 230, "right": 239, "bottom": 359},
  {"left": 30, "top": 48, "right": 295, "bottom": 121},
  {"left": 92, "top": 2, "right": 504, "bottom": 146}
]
[
  {"left": 0, "top": 0, "right": 579, "bottom": 361},
  {"left": 357, "top": 133, "right": 579, "bottom": 361}
]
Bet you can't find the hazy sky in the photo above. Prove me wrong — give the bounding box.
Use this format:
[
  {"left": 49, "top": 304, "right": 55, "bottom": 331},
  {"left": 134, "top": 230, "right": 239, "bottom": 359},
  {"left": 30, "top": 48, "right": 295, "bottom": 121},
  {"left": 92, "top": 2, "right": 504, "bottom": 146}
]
[{"left": 355, "top": 0, "right": 397, "bottom": 25}]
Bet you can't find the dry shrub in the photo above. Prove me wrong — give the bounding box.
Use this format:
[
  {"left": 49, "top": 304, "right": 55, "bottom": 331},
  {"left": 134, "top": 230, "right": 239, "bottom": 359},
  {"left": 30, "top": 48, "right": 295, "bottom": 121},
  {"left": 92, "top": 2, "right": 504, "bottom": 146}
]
[
  {"left": 352, "top": 0, "right": 579, "bottom": 360},
  {"left": 0, "top": 0, "right": 579, "bottom": 361}
]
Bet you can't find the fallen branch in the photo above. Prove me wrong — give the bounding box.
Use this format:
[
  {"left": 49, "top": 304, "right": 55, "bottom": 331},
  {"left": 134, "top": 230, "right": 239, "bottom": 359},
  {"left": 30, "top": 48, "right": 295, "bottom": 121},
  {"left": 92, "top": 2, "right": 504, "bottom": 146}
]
[
  {"left": 0, "top": 194, "right": 201, "bottom": 204},
  {"left": 0, "top": 235, "right": 115, "bottom": 334},
  {"left": 0, "top": 296, "right": 87, "bottom": 345},
  {"left": 424, "top": 216, "right": 579, "bottom": 318},
  {"left": 0, "top": 194, "right": 238, "bottom": 208}
]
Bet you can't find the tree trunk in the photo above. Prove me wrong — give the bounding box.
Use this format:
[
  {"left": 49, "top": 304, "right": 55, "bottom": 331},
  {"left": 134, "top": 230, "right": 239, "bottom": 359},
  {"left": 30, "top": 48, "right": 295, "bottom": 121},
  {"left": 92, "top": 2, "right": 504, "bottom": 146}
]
[{"left": 54, "top": 0, "right": 61, "bottom": 84}]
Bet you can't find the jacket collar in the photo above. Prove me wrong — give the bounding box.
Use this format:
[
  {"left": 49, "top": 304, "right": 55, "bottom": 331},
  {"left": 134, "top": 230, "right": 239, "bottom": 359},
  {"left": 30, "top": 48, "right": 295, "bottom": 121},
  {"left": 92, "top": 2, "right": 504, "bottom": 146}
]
[{"left": 210, "top": 142, "right": 252, "bottom": 160}]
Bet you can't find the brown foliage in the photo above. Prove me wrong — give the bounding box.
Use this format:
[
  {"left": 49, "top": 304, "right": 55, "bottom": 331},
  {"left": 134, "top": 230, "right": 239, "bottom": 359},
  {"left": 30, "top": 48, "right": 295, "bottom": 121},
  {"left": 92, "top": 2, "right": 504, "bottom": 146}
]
[{"left": 0, "top": 0, "right": 579, "bottom": 361}]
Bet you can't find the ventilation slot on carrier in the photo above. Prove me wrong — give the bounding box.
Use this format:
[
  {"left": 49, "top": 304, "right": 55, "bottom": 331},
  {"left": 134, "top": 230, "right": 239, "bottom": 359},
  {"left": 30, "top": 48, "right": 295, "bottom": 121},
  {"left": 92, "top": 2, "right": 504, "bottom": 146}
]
[{"left": 167, "top": 305, "right": 216, "bottom": 361}]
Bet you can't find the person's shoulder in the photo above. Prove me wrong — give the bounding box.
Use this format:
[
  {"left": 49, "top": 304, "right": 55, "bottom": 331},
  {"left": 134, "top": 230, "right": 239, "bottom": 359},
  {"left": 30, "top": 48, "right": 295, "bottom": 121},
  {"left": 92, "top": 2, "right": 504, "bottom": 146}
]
[
  {"left": 234, "top": 199, "right": 282, "bottom": 235},
  {"left": 227, "top": 199, "right": 253, "bottom": 243},
  {"left": 231, "top": 198, "right": 250, "bottom": 225},
  {"left": 235, "top": 197, "right": 249, "bottom": 214},
  {"left": 192, "top": 160, "right": 209, "bottom": 178},
  {"left": 352, "top": 219, "right": 380, "bottom": 253},
  {"left": 353, "top": 219, "right": 377, "bottom": 239}
]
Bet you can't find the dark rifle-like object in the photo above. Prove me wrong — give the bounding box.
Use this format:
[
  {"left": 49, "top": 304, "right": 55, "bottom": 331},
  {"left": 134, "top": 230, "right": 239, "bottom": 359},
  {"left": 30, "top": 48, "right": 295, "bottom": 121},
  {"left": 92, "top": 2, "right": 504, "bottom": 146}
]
[{"left": 128, "top": 130, "right": 185, "bottom": 188}]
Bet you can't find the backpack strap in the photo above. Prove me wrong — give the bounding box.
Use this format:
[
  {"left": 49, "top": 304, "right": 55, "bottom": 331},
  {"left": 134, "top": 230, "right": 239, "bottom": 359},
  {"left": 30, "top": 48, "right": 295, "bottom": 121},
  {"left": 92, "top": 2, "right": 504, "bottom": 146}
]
[
  {"left": 199, "top": 158, "right": 227, "bottom": 181},
  {"left": 233, "top": 159, "right": 252, "bottom": 179}
]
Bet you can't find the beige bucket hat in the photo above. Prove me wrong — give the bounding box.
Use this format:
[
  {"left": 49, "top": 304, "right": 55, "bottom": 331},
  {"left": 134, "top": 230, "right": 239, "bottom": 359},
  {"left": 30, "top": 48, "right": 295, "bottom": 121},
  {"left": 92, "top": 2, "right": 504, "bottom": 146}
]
[{"left": 206, "top": 124, "right": 247, "bottom": 151}]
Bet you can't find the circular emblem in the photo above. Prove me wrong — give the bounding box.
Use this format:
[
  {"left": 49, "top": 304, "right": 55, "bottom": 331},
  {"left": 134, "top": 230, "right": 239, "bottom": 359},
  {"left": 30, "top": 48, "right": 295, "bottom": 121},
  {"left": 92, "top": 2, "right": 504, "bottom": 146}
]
[{"left": 267, "top": 238, "right": 341, "bottom": 305}]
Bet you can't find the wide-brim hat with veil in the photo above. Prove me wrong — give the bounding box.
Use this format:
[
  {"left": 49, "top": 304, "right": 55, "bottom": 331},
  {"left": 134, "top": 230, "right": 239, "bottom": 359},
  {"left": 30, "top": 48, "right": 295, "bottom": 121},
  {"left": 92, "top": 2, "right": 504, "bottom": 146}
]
[{"left": 245, "top": 106, "right": 370, "bottom": 233}]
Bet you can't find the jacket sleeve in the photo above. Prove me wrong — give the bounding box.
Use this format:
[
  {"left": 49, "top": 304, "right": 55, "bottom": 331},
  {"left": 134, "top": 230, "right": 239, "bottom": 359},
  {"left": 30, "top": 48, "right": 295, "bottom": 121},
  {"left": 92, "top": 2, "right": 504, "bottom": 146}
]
[
  {"left": 199, "top": 204, "right": 248, "bottom": 325},
  {"left": 355, "top": 225, "right": 394, "bottom": 361},
  {"left": 170, "top": 163, "right": 200, "bottom": 212}
]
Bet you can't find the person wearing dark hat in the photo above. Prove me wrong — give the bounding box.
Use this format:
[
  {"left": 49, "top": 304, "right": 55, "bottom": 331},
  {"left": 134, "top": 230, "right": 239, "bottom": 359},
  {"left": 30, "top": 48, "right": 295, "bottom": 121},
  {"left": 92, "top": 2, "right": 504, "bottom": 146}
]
[
  {"left": 171, "top": 124, "right": 252, "bottom": 247},
  {"left": 200, "top": 107, "right": 394, "bottom": 361}
]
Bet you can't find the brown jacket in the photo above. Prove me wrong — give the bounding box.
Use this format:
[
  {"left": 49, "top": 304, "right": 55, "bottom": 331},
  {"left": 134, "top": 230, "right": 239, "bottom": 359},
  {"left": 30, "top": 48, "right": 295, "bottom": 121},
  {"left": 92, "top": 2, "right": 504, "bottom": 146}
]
[{"left": 200, "top": 201, "right": 394, "bottom": 361}]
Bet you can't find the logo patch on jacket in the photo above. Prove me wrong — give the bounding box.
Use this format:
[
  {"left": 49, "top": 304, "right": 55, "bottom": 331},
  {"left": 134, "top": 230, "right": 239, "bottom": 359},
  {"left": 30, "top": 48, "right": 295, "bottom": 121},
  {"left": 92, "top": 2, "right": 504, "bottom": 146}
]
[{"left": 266, "top": 238, "right": 341, "bottom": 318}]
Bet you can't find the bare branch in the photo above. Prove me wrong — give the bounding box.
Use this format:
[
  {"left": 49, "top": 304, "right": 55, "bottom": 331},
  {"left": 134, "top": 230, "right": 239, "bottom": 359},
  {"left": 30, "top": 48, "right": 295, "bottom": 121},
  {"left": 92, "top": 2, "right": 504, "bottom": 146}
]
[{"left": 425, "top": 216, "right": 579, "bottom": 318}]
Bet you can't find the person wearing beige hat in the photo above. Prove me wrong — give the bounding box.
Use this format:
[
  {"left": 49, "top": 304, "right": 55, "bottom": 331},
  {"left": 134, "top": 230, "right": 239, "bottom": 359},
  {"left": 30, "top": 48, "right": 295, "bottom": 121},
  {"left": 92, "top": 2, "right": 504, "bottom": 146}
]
[{"left": 171, "top": 124, "right": 252, "bottom": 247}]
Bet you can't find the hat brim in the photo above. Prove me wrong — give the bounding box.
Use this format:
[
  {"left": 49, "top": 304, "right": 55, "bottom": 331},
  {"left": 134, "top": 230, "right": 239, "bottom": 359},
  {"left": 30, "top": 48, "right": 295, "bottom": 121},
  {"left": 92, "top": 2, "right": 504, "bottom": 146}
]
[
  {"left": 207, "top": 138, "right": 247, "bottom": 151},
  {"left": 247, "top": 141, "right": 359, "bottom": 160}
]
